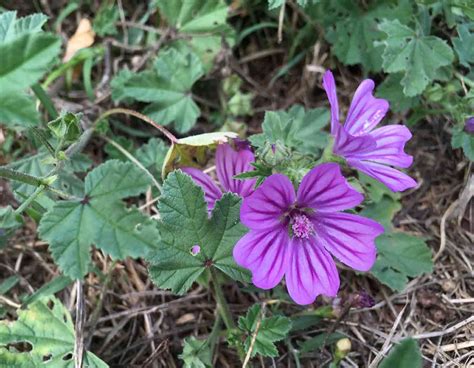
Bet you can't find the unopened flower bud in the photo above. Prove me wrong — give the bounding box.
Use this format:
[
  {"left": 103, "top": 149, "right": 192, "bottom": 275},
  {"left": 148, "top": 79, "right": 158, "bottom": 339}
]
[
  {"left": 335, "top": 338, "right": 351, "bottom": 360},
  {"left": 465, "top": 117, "right": 474, "bottom": 134}
]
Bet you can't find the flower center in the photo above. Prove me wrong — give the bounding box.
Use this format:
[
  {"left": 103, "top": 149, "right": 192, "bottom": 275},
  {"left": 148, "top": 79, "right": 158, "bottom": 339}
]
[{"left": 291, "top": 214, "right": 314, "bottom": 239}]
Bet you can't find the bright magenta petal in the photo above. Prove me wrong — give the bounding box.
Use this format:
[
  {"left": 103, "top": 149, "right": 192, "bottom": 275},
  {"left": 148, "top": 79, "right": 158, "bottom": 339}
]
[
  {"left": 297, "top": 163, "right": 363, "bottom": 212},
  {"left": 240, "top": 174, "right": 295, "bottom": 231},
  {"left": 349, "top": 125, "right": 414, "bottom": 168},
  {"left": 322, "top": 70, "right": 340, "bottom": 135},
  {"left": 314, "top": 212, "right": 383, "bottom": 271},
  {"left": 347, "top": 159, "right": 417, "bottom": 192},
  {"left": 233, "top": 227, "right": 289, "bottom": 289},
  {"left": 286, "top": 237, "right": 340, "bottom": 305},
  {"left": 345, "top": 79, "right": 389, "bottom": 136},
  {"left": 216, "top": 143, "right": 256, "bottom": 197},
  {"left": 181, "top": 167, "right": 222, "bottom": 210}
]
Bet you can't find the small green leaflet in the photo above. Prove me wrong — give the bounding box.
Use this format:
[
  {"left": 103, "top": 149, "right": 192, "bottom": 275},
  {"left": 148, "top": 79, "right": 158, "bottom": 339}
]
[
  {"left": 93, "top": 4, "right": 119, "bottom": 36},
  {"left": 238, "top": 304, "right": 292, "bottom": 358},
  {"left": 377, "top": 19, "right": 454, "bottom": 97},
  {"left": 155, "top": 0, "right": 234, "bottom": 71},
  {"left": 111, "top": 47, "right": 204, "bottom": 133},
  {"left": 147, "top": 170, "right": 249, "bottom": 294},
  {"left": 452, "top": 127, "right": 474, "bottom": 161},
  {"left": 179, "top": 337, "right": 212, "bottom": 368},
  {"left": 453, "top": 23, "right": 474, "bottom": 68},
  {"left": 249, "top": 106, "right": 329, "bottom": 155},
  {"left": 371, "top": 232, "right": 433, "bottom": 291},
  {"left": 0, "top": 92, "right": 39, "bottom": 127},
  {"left": 380, "top": 338, "right": 422, "bottom": 368},
  {"left": 38, "top": 160, "right": 160, "bottom": 279},
  {"left": 0, "top": 297, "right": 108, "bottom": 367}
]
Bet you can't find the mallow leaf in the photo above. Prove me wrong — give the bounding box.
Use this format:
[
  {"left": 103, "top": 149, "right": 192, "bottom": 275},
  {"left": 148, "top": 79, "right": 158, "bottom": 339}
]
[
  {"left": 0, "top": 32, "right": 61, "bottom": 93},
  {"left": 179, "top": 337, "right": 212, "bottom": 368},
  {"left": 371, "top": 232, "right": 433, "bottom": 291},
  {"left": 380, "top": 338, "right": 422, "bottom": 368},
  {"left": 0, "top": 11, "right": 48, "bottom": 42},
  {"left": 453, "top": 23, "right": 474, "bottom": 68},
  {"left": 111, "top": 47, "right": 204, "bottom": 133},
  {"left": 135, "top": 138, "right": 169, "bottom": 178},
  {"left": 378, "top": 19, "right": 454, "bottom": 97},
  {"left": 238, "top": 304, "right": 292, "bottom": 358},
  {"left": 155, "top": 0, "right": 234, "bottom": 70},
  {"left": 147, "top": 170, "right": 249, "bottom": 294},
  {"left": 0, "top": 91, "right": 39, "bottom": 127},
  {"left": 451, "top": 127, "right": 474, "bottom": 161},
  {"left": 0, "top": 296, "right": 108, "bottom": 367},
  {"left": 38, "top": 160, "right": 160, "bottom": 279}
]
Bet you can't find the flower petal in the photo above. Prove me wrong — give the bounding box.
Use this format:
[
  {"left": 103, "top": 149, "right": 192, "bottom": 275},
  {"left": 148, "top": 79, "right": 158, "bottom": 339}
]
[
  {"left": 233, "top": 227, "right": 289, "bottom": 289},
  {"left": 216, "top": 143, "right": 256, "bottom": 197},
  {"left": 322, "top": 70, "right": 340, "bottom": 135},
  {"left": 286, "top": 237, "right": 340, "bottom": 305},
  {"left": 347, "top": 159, "right": 417, "bottom": 192},
  {"left": 181, "top": 167, "right": 222, "bottom": 210},
  {"left": 345, "top": 79, "right": 389, "bottom": 136},
  {"left": 241, "top": 173, "right": 295, "bottom": 231},
  {"left": 297, "top": 163, "right": 363, "bottom": 212},
  {"left": 314, "top": 212, "right": 384, "bottom": 271},
  {"left": 348, "top": 125, "right": 413, "bottom": 168},
  {"left": 333, "top": 123, "right": 377, "bottom": 158}
]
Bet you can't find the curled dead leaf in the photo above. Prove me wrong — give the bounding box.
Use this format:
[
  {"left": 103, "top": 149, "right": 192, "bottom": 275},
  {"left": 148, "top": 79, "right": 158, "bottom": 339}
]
[{"left": 63, "top": 18, "right": 95, "bottom": 62}]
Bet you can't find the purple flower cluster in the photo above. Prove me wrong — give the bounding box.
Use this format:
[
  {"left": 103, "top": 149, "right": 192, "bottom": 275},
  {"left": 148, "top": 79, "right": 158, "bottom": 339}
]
[{"left": 182, "top": 71, "right": 416, "bottom": 305}]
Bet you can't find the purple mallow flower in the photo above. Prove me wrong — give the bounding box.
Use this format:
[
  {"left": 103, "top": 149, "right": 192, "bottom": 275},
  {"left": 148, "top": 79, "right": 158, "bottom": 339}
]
[
  {"left": 182, "top": 142, "right": 256, "bottom": 211},
  {"left": 233, "top": 163, "right": 384, "bottom": 305},
  {"left": 322, "top": 70, "right": 417, "bottom": 192}
]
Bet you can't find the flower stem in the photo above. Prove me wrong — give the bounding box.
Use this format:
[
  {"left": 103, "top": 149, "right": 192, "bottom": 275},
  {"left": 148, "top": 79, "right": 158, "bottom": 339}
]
[
  {"left": 14, "top": 185, "right": 46, "bottom": 215},
  {"left": 0, "top": 167, "right": 47, "bottom": 187},
  {"left": 94, "top": 108, "right": 178, "bottom": 144},
  {"left": 209, "top": 268, "right": 246, "bottom": 361}
]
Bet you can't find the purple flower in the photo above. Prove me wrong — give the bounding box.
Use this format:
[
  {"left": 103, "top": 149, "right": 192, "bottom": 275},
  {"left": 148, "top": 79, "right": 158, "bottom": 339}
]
[
  {"left": 182, "top": 142, "right": 256, "bottom": 211},
  {"left": 322, "top": 70, "right": 417, "bottom": 192},
  {"left": 465, "top": 117, "right": 474, "bottom": 134},
  {"left": 233, "top": 163, "right": 384, "bottom": 305}
]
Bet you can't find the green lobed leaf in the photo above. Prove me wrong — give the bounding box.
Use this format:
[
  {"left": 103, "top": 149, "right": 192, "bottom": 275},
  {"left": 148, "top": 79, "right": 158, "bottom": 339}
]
[
  {"left": 155, "top": 0, "right": 234, "bottom": 71},
  {"left": 371, "top": 232, "right": 433, "bottom": 291},
  {"left": 376, "top": 73, "right": 420, "bottom": 113},
  {"left": 453, "top": 23, "right": 474, "bottom": 68},
  {"left": 111, "top": 47, "right": 204, "bottom": 133},
  {"left": 360, "top": 197, "right": 401, "bottom": 231},
  {"left": 93, "top": 4, "right": 119, "bottom": 36},
  {"left": 179, "top": 337, "right": 212, "bottom": 368},
  {"left": 238, "top": 304, "right": 292, "bottom": 358},
  {"left": 0, "top": 297, "right": 108, "bottom": 367},
  {"left": 379, "top": 338, "right": 422, "bottom": 368},
  {"left": 38, "top": 160, "right": 160, "bottom": 279},
  {"left": 147, "top": 170, "right": 250, "bottom": 294},
  {"left": 452, "top": 127, "right": 474, "bottom": 161},
  {"left": 0, "top": 32, "right": 61, "bottom": 93},
  {"left": 377, "top": 19, "right": 454, "bottom": 97}
]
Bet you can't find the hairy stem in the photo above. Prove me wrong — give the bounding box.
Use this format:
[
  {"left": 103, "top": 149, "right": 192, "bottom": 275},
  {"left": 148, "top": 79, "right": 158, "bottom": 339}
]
[
  {"left": 0, "top": 167, "right": 47, "bottom": 187},
  {"left": 209, "top": 268, "right": 245, "bottom": 361},
  {"left": 14, "top": 185, "right": 45, "bottom": 215},
  {"left": 95, "top": 108, "right": 178, "bottom": 144}
]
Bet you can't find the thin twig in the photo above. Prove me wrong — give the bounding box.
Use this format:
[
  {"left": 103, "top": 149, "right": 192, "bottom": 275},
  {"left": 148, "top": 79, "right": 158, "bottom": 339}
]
[{"left": 74, "top": 280, "right": 85, "bottom": 368}]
